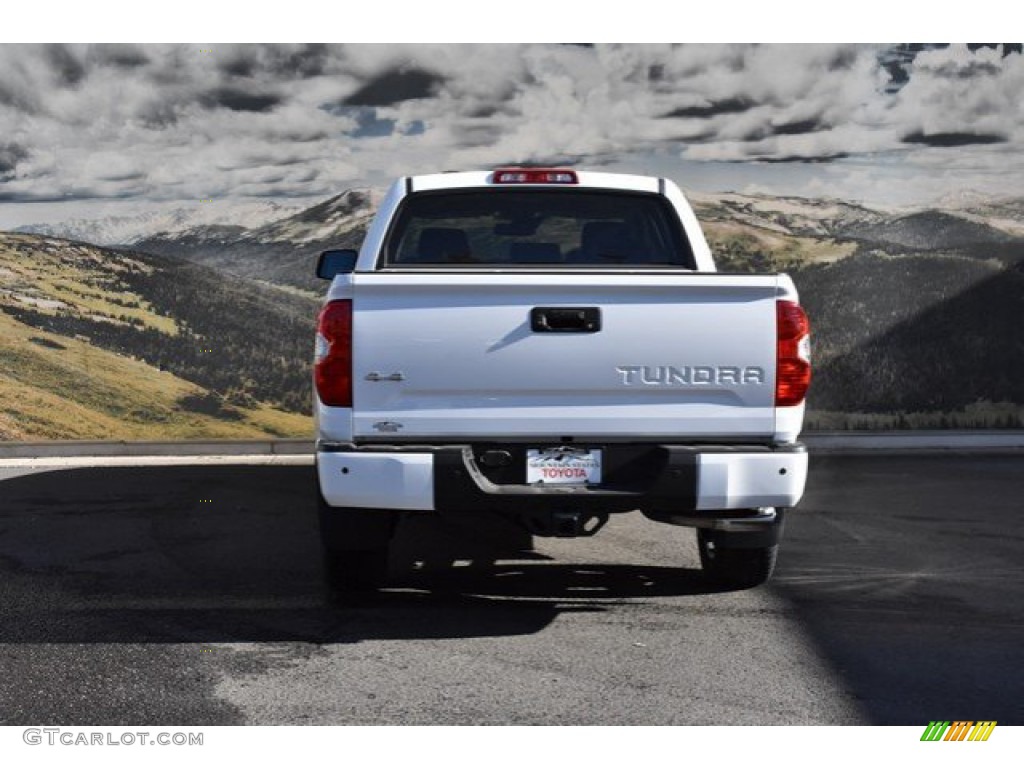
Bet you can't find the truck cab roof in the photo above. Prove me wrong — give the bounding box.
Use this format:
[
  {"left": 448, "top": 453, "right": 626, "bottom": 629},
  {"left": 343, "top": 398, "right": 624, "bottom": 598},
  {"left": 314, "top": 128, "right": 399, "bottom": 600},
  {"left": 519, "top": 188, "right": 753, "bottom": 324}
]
[{"left": 407, "top": 169, "right": 664, "bottom": 194}]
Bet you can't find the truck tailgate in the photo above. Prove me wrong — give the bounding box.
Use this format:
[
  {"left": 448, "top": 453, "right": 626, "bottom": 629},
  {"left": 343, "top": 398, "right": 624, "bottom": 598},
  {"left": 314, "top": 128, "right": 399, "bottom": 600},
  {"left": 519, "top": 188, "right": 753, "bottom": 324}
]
[{"left": 350, "top": 272, "right": 780, "bottom": 440}]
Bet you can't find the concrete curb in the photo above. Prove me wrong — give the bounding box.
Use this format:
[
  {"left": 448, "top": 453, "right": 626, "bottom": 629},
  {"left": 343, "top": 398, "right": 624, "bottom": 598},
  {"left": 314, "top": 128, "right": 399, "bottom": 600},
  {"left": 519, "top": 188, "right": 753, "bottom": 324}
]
[
  {"left": 1, "top": 432, "right": 1023, "bottom": 459},
  {"left": 805, "top": 431, "right": 1024, "bottom": 453},
  {"left": 0, "top": 439, "right": 314, "bottom": 459}
]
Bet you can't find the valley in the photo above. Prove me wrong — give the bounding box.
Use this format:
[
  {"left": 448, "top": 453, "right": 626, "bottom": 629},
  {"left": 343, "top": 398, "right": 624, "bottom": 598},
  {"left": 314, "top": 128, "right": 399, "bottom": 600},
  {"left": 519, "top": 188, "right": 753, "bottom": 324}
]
[{"left": 4, "top": 186, "right": 1023, "bottom": 438}]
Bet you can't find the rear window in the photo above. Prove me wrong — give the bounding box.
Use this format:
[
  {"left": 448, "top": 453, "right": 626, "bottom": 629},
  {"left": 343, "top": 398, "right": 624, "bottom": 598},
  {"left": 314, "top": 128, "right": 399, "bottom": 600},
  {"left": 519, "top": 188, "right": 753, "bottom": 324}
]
[{"left": 382, "top": 189, "right": 696, "bottom": 268}]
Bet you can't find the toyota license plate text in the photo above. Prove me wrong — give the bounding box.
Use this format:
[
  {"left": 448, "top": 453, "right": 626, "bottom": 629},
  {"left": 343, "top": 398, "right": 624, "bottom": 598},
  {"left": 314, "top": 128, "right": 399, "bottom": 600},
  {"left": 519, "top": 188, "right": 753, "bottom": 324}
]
[{"left": 526, "top": 448, "right": 602, "bottom": 485}]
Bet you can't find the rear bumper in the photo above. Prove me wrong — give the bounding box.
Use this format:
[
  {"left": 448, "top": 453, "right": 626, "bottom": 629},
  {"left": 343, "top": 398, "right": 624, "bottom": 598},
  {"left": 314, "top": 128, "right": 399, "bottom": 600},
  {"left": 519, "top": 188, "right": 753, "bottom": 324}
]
[{"left": 316, "top": 441, "right": 807, "bottom": 516}]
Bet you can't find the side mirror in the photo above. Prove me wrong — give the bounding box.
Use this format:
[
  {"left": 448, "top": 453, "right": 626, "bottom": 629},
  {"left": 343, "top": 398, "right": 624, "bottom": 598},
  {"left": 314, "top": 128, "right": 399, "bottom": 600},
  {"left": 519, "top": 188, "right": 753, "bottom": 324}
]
[{"left": 316, "top": 249, "right": 359, "bottom": 279}]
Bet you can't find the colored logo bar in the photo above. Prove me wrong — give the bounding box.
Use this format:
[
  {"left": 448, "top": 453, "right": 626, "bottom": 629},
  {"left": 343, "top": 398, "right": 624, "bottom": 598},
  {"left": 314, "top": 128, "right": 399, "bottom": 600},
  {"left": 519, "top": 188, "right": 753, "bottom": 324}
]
[{"left": 920, "top": 721, "right": 997, "bottom": 742}]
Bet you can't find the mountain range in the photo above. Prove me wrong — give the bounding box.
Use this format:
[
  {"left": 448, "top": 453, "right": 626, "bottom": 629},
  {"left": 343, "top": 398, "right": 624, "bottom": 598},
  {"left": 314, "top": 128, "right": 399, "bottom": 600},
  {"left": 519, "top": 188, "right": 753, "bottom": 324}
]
[
  {"left": 15, "top": 199, "right": 304, "bottom": 249},
  {"left": 17, "top": 190, "right": 378, "bottom": 293},
  {"left": 4, "top": 185, "right": 1023, "bottom": 437},
  {"left": 16, "top": 187, "right": 1024, "bottom": 288}
]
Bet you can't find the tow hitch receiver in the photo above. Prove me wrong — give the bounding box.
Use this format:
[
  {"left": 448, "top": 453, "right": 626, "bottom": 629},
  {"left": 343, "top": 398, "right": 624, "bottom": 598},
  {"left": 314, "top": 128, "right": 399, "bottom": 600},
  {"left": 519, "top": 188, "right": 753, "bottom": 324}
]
[{"left": 522, "top": 510, "right": 609, "bottom": 538}]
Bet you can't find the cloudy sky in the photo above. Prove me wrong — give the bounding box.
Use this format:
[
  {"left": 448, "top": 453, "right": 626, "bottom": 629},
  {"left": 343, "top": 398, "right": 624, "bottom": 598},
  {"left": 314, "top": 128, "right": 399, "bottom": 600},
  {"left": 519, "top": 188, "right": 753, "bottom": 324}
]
[{"left": 1, "top": 43, "right": 1023, "bottom": 228}]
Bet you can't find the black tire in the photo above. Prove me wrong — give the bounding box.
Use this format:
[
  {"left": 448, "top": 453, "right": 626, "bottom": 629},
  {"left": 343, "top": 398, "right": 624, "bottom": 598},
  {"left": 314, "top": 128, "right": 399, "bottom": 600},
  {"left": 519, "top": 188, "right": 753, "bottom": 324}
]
[
  {"left": 697, "top": 529, "right": 778, "bottom": 589},
  {"left": 317, "top": 491, "right": 397, "bottom": 596}
]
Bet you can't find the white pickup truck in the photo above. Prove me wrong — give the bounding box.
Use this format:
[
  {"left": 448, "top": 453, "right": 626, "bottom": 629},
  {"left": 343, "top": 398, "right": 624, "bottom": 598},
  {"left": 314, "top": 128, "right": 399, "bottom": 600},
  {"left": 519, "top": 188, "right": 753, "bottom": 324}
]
[{"left": 313, "top": 168, "right": 811, "bottom": 593}]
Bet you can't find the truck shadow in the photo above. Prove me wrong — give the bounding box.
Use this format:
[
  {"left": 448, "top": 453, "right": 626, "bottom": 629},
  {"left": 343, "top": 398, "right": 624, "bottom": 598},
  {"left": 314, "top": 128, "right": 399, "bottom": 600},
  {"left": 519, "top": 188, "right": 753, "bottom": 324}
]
[
  {"left": 0, "top": 463, "right": 715, "bottom": 645},
  {"left": 769, "top": 453, "right": 1024, "bottom": 725}
]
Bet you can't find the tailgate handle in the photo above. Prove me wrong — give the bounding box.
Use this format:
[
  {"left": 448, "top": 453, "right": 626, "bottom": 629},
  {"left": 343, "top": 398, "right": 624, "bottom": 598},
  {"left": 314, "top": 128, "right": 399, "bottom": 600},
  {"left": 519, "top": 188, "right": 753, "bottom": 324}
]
[{"left": 531, "top": 307, "right": 601, "bottom": 333}]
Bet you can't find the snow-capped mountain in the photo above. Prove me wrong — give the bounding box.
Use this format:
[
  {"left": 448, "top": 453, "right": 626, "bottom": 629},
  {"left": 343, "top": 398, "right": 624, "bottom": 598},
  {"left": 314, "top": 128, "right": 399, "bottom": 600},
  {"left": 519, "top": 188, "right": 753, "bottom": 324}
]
[
  {"left": 10, "top": 189, "right": 381, "bottom": 292},
  {"left": 132, "top": 189, "right": 379, "bottom": 291},
  {"left": 931, "top": 189, "right": 999, "bottom": 211},
  {"left": 237, "top": 188, "right": 378, "bottom": 245},
  {"left": 14, "top": 199, "right": 305, "bottom": 246}
]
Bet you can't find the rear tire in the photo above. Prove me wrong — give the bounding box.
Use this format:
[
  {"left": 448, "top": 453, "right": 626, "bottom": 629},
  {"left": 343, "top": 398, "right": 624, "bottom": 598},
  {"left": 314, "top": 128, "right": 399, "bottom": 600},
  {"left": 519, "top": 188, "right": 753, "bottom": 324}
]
[
  {"left": 317, "top": 490, "right": 397, "bottom": 597},
  {"left": 697, "top": 529, "right": 778, "bottom": 589}
]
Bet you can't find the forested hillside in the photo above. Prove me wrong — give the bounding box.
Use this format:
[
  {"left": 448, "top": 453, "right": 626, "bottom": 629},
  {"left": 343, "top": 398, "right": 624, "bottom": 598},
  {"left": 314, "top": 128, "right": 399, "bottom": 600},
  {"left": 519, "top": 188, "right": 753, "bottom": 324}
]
[
  {"left": 0, "top": 233, "right": 315, "bottom": 440},
  {"left": 694, "top": 194, "right": 1024, "bottom": 429}
]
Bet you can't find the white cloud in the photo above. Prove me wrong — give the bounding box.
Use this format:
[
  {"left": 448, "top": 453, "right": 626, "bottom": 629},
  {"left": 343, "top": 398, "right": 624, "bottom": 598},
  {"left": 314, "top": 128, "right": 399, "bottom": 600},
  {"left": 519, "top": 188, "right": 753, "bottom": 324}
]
[
  {"left": 891, "top": 44, "right": 1024, "bottom": 140},
  {"left": 1, "top": 43, "right": 1023, "bottom": 223}
]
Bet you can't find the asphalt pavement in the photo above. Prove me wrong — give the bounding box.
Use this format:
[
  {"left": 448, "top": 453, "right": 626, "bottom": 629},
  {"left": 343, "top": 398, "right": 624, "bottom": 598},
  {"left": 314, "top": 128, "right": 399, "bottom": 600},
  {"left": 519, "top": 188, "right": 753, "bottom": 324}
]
[{"left": 0, "top": 452, "right": 1021, "bottom": 725}]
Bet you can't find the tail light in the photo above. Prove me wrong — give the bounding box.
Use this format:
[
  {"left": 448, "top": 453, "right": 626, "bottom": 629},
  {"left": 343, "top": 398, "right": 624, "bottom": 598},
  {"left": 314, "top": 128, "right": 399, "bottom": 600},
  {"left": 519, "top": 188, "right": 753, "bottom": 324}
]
[
  {"left": 314, "top": 300, "right": 353, "bottom": 407},
  {"left": 776, "top": 300, "right": 811, "bottom": 407}
]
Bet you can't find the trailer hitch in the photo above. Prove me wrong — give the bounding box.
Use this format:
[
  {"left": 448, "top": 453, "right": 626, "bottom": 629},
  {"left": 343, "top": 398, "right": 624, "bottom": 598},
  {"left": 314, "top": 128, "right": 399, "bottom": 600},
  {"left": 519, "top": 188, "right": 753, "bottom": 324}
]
[{"left": 521, "top": 510, "right": 609, "bottom": 538}]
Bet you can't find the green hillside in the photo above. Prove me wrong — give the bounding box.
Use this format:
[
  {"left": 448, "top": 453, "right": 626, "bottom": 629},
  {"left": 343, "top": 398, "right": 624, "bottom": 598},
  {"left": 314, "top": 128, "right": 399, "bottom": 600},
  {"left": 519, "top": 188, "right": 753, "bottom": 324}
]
[
  {"left": 0, "top": 233, "right": 313, "bottom": 440},
  {"left": 690, "top": 195, "right": 1024, "bottom": 429}
]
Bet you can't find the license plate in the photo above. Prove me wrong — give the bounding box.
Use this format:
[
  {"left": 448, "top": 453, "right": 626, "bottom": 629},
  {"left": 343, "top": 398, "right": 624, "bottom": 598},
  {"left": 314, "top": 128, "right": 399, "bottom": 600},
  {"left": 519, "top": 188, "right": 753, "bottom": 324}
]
[{"left": 526, "top": 448, "right": 602, "bottom": 485}]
